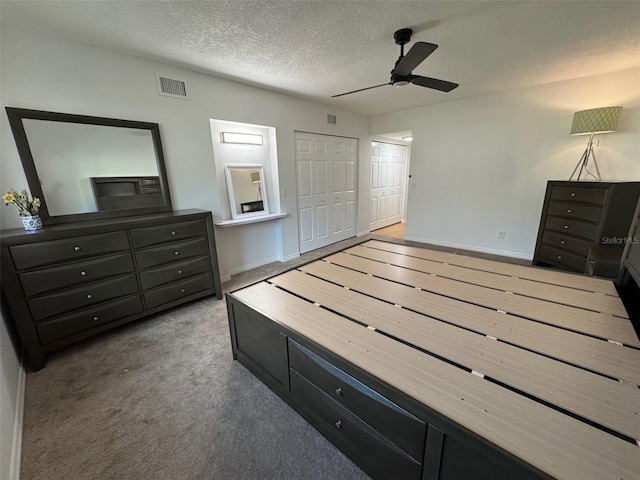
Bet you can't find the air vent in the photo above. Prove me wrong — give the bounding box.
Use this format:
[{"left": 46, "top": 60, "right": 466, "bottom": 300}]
[
  {"left": 327, "top": 114, "right": 337, "bottom": 125},
  {"left": 157, "top": 75, "right": 189, "bottom": 100}
]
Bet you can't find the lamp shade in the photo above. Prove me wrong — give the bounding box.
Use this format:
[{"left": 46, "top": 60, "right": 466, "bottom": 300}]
[
  {"left": 570, "top": 106, "right": 622, "bottom": 136},
  {"left": 250, "top": 172, "right": 261, "bottom": 184}
]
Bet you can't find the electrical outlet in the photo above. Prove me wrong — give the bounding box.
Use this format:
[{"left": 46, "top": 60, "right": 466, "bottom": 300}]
[{"left": 497, "top": 231, "right": 506, "bottom": 240}]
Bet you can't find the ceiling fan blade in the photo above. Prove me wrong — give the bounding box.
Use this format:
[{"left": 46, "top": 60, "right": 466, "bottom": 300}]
[
  {"left": 331, "top": 83, "right": 391, "bottom": 98},
  {"left": 394, "top": 42, "right": 438, "bottom": 76},
  {"left": 409, "top": 75, "right": 459, "bottom": 92}
]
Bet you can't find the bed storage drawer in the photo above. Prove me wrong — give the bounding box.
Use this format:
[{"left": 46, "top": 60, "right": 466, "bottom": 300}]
[
  {"left": 130, "top": 220, "right": 207, "bottom": 248},
  {"left": 36, "top": 295, "right": 143, "bottom": 345},
  {"left": 19, "top": 253, "right": 135, "bottom": 296},
  {"left": 290, "top": 369, "right": 422, "bottom": 480},
  {"left": 135, "top": 237, "right": 210, "bottom": 270},
  {"left": 10, "top": 231, "right": 129, "bottom": 270},
  {"left": 289, "top": 340, "right": 426, "bottom": 463}
]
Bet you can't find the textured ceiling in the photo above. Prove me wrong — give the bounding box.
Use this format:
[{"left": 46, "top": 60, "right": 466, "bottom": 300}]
[{"left": 2, "top": 1, "right": 639, "bottom": 116}]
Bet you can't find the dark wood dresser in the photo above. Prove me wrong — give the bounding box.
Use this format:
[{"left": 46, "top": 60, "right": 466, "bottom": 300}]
[
  {"left": 533, "top": 181, "right": 640, "bottom": 278},
  {"left": 1, "top": 209, "right": 222, "bottom": 371}
]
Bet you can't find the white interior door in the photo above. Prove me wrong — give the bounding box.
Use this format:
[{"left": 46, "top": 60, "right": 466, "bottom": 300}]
[
  {"left": 370, "top": 141, "right": 407, "bottom": 230},
  {"left": 296, "top": 132, "right": 358, "bottom": 253}
]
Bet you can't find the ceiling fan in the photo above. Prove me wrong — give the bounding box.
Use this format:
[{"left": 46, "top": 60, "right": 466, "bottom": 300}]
[{"left": 332, "top": 28, "right": 458, "bottom": 98}]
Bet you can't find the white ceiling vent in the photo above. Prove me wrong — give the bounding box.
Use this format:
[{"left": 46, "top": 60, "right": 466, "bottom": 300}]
[{"left": 157, "top": 75, "right": 189, "bottom": 100}]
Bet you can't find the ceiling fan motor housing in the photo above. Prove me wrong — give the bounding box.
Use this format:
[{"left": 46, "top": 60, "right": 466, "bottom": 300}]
[{"left": 394, "top": 28, "right": 413, "bottom": 45}]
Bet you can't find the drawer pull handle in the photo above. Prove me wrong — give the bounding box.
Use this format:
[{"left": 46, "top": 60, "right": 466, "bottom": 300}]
[
  {"left": 181, "top": 288, "right": 186, "bottom": 293},
  {"left": 87, "top": 294, "right": 93, "bottom": 299},
  {"left": 174, "top": 251, "right": 180, "bottom": 255},
  {"left": 74, "top": 246, "right": 81, "bottom": 252},
  {"left": 567, "top": 209, "right": 572, "bottom": 213},
  {"left": 171, "top": 231, "right": 176, "bottom": 236},
  {"left": 93, "top": 316, "right": 99, "bottom": 322},
  {"left": 557, "top": 256, "right": 562, "bottom": 260},
  {"left": 335, "top": 387, "right": 343, "bottom": 396},
  {"left": 335, "top": 420, "right": 342, "bottom": 429},
  {"left": 81, "top": 271, "right": 87, "bottom": 276},
  {"left": 571, "top": 193, "right": 576, "bottom": 197},
  {"left": 560, "top": 241, "right": 565, "bottom": 245},
  {"left": 178, "top": 270, "right": 183, "bottom": 275},
  {"left": 564, "top": 225, "right": 569, "bottom": 229}
]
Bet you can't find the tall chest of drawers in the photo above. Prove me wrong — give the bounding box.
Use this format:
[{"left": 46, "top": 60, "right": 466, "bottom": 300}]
[
  {"left": 532, "top": 181, "right": 640, "bottom": 277},
  {"left": 1, "top": 209, "right": 222, "bottom": 371}
]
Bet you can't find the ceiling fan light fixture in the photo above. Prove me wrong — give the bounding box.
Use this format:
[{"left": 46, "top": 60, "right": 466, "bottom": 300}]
[{"left": 392, "top": 80, "right": 410, "bottom": 87}]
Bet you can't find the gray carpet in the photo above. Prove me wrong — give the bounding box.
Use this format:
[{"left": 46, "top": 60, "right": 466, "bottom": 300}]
[{"left": 20, "top": 295, "right": 371, "bottom": 480}]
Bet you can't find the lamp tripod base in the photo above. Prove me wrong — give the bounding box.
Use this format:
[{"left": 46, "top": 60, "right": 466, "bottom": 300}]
[{"left": 569, "top": 134, "right": 601, "bottom": 182}]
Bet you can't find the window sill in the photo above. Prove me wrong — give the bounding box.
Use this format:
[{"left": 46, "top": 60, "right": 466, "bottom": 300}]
[{"left": 214, "top": 212, "right": 288, "bottom": 227}]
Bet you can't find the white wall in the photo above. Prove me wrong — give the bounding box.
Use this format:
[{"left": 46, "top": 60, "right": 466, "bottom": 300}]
[
  {"left": 371, "top": 68, "right": 640, "bottom": 258},
  {"left": 0, "top": 313, "right": 23, "bottom": 480},
  {"left": 0, "top": 26, "right": 372, "bottom": 276}
]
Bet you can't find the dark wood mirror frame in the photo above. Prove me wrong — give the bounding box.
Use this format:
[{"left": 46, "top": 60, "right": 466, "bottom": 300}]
[{"left": 5, "top": 107, "right": 173, "bottom": 225}]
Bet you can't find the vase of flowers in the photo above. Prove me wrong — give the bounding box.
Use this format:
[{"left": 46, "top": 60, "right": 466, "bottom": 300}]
[{"left": 3, "top": 189, "right": 42, "bottom": 231}]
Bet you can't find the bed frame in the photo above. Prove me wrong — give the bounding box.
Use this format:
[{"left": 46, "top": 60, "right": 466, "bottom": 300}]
[{"left": 226, "top": 238, "right": 640, "bottom": 480}]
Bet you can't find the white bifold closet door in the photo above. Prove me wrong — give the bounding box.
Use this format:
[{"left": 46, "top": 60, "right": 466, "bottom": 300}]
[
  {"left": 295, "top": 132, "right": 358, "bottom": 254},
  {"left": 370, "top": 141, "right": 407, "bottom": 231}
]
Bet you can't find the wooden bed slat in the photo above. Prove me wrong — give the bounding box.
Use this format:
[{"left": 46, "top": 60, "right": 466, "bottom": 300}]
[
  {"left": 347, "top": 245, "right": 628, "bottom": 318},
  {"left": 323, "top": 252, "right": 640, "bottom": 347},
  {"left": 270, "top": 270, "right": 640, "bottom": 440},
  {"left": 300, "top": 260, "right": 640, "bottom": 385},
  {"left": 232, "top": 283, "right": 640, "bottom": 480},
  {"left": 365, "top": 240, "right": 618, "bottom": 296}
]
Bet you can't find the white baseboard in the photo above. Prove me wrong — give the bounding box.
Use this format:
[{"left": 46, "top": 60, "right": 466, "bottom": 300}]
[
  {"left": 280, "top": 252, "right": 300, "bottom": 263},
  {"left": 356, "top": 229, "right": 370, "bottom": 237},
  {"left": 10, "top": 356, "right": 25, "bottom": 480},
  {"left": 404, "top": 236, "right": 533, "bottom": 261},
  {"left": 220, "top": 274, "right": 231, "bottom": 283},
  {"left": 228, "top": 256, "right": 279, "bottom": 277}
]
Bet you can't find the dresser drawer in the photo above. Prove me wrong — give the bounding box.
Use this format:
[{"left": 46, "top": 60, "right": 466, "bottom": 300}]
[
  {"left": 10, "top": 231, "right": 129, "bottom": 270},
  {"left": 139, "top": 255, "right": 212, "bottom": 290},
  {"left": 290, "top": 370, "right": 422, "bottom": 480},
  {"left": 544, "top": 217, "right": 599, "bottom": 241},
  {"left": 289, "top": 341, "right": 426, "bottom": 462},
  {"left": 538, "top": 245, "right": 587, "bottom": 272},
  {"left": 547, "top": 201, "right": 603, "bottom": 223},
  {"left": 19, "top": 253, "right": 135, "bottom": 297},
  {"left": 541, "top": 232, "right": 592, "bottom": 257},
  {"left": 144, "top": 272, "right": 214, "bottom": 309},
  {"left": 28, "top": 274, "right": 139, "bottom": 322},
  {"left": 135, "top": 238, "right": 210, "bottom": 270},
  {"left": 140, "top": 186, "right": 161, "bottom": 194},
  {"left": 550, "top": 186, "right": 607, "bottom": 205},
  {"left": 130, "top": 220, "right": 207, "bottom": 249},
  {"left": 36, "top": 295, "right": 143, "bottom": 345}
]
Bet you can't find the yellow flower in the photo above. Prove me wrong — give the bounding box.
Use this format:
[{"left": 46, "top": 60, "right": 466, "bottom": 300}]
[{"left": 3, "top": 192, "right": 15, "bottom": 203}]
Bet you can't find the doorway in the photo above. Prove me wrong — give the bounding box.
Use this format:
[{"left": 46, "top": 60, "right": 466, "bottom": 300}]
[
  {"left": 369, "top": 141, "right": 408, "bottom": 231},
  {"left": 295, "top": 132, "right": 358, "bottom": 253}
]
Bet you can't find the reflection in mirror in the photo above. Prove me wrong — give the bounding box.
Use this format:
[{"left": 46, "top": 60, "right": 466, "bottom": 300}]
[
  {"left": 23, "top": 120, "right": 160, "bottom": 215},
  {"left": 5, "top": 107, "right": 172, "bottom": 225},
  {"left": 225, "top": 165, "right": 269, "bottom": 219}
]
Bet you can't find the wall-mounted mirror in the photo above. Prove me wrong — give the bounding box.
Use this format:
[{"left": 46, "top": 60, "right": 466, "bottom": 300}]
[
  {"left": 5, "top": 107, "right": 172, "bottom": 225},
  {"left": 225, "top": 165, "right": 269, "bottom": 220}
]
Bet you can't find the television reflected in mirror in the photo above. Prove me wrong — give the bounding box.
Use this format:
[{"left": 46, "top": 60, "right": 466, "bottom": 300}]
[
  {"left": 225, "top": 165, "right": 269, "bottom": 220},
  {"left": 5, "top": 107, "right": 172, "bottom": 225}
]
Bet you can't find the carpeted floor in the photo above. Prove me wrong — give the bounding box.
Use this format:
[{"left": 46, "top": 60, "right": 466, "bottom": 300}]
[{"left": 20, "top": 233, "right": 529, "bottom": 480}]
